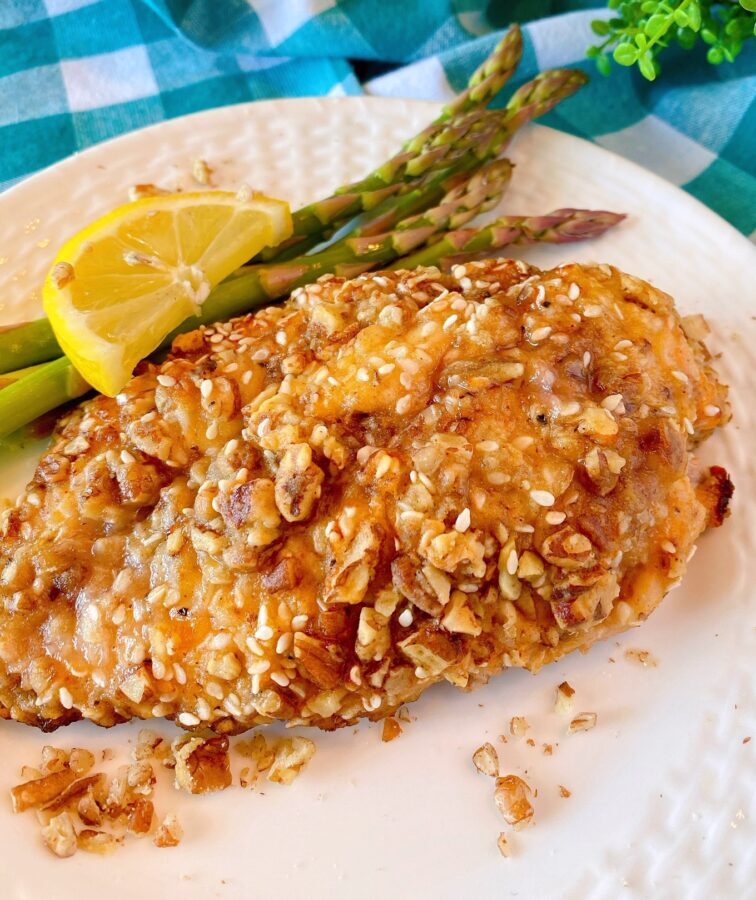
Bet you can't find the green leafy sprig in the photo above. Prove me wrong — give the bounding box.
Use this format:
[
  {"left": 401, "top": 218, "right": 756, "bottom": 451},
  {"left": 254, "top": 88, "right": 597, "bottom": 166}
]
[{"left": 588, "top": 0, "right": 756, "bottom": 80}]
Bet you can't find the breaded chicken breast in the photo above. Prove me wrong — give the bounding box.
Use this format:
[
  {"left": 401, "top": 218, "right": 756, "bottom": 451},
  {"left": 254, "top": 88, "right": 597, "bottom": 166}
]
[{"left": 0, "top": 259, "right": 732, "bottom": 733}]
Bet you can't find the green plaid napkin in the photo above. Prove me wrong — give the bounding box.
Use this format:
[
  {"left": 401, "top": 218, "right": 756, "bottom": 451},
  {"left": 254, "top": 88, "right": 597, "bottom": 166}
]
[{"left": 1, "top": 1, "right": 754, "bottom": 237}]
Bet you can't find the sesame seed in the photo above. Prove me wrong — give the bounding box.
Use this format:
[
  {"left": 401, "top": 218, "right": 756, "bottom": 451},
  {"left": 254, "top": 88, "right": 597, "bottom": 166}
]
[
  {"left": 601, "top": 394, "right": 624, "bottom": 412},
  {"left": 120, "top": 449, "right": 136, "bottom": 465},
  {"left": 59, "top": 687, "right": 73, "bottom": 709},
  {"left": 248, "top": 660, "right": 271, "bottom": 675},
  {"left": 418, "top": 472, "right": 433, "bottom": 491},
  {"left": 173, "top": 663, "right": 187, "bottom": 685},
  {"left": 255, "top": 625, "right": 274, "bottom": 641},
  {"left": 375, "top": 453, "right": 392, "bottom": 478},
  {"left": 116, "top": 393, "right": 128, "bottom": 405},
  {"left": 442, "top": 314, "right": 458, "bottom": 331},
  {"left": 545, "top": 511, "right": 566, "bottom": 525},
  {"left": 398, "top": 608, "right": 413, "bottom": 628},
  {"left": 535, "top": 285, "right": 546, "bottom": 304},
  {"left": 210, "top": 632, "right": 232, "bottom": 650},
  {"left": 583, "top": 351, "right": 591, "bottom": 368},
  {"left": 420, "top": 321, "right": 438, "bottom": 337},
  {"left": 357, "top": 368, "right": 370, "bottom": 382},
  {"left": 178, "top": 712, "right": 200, "bottom": 727},
  {"left": 661, "top": 541, "right": 676, "bottom": 554},
  {"left": 270, "top": 672, "right": 290, "bottom": 687},
  {"left": 200, "top": 379, "right": 213, "bottom": 398},
  {"left": 454, "top": 508, "right": 471, "bottom": 533},
  {"left": 506, "top": 548, "right": 519, "bottom": 576},
  {"left": 568, "top": 282, "right": 580, "bottom": 300},
  {"left": 487, "top": 472, "right": 507, "bottom": 485},
  {"left": 147, "top": 585, "right": 168, "bottom": 605},
  {"left": 205, "top": 422, "right": 219, "bottom": 441},
  {"left": 514, "top": 524, "right": 535, "bottom": 533},
  {"left": 671, "top": 370, "right": 689, "bottom": 383},
  {"left": 530, "top": 489, "right": 555, "bottom": 507},
  {"left": 704, "top": 404, "right": 720, "bottom": 417},
  {"left": 224, "top": 694, "right": 242, "bottom": 716},
  {"left": 615, "top": 339, "right": 632, "bottom": 350},
  {"left": 396, "top": 395, "right": 412, "bottom": 415},
  {"left": 531, "top": 326, "right": 552, "bottom": 342},
  {"left": 683, "top": 417, "right": 694, "bottom": 435},
  {"left": 560, "top": 401, "right": 581, "bottom": 417},
  {"left": 276, "top": 633, "right": 293, "bottom": 655},
  {"left": 476, "top": 440, "right": 500, "bottom": 453},
  {"left": 582, "top": 305, "right": 603, "bottom": 318},
  {"left": 152, "top": 659, "right": 166, "bottom": 680},
  {"left": 291, "top": 614, "right": 309, "bottom": 631},
  {"left": 275, "top": 331, "right": 287, "bottom": 346},
  {"left": 157, "top": 374, "right": 176, "bottom": 388},
  {"left": 378, "top": 363, "right": 396, "bottom": 376},
  {"left": 513, "top": 436, "right": 534, "bottom": 450}
]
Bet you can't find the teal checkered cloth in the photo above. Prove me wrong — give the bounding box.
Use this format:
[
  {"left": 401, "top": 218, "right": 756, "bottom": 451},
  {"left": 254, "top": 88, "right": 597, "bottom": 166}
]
[{"left": 1, "top": 1, "right": 754, "bottom": 236}]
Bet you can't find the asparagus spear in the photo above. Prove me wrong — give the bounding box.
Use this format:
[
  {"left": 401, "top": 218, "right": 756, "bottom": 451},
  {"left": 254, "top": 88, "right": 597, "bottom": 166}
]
[
  {"left": 0, "top": 203, "right": 623, "bottom": 441},
  {"left": 394, "top": 209, "right": 627, "bottom": 269},
  {"left": 0, "top": 319, "right": 63, "bottom": 374},
  {"left": 264, "top": 64, "right": 588, "bottom": 261}
]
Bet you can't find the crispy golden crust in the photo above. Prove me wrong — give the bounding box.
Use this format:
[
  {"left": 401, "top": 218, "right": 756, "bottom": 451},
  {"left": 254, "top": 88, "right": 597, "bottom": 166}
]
[{"left": 0, "top": 259, "right": 732, "bottom": 732}]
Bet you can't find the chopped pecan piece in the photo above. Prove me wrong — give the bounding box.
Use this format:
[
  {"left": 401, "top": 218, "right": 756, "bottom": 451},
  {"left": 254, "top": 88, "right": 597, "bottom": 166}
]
[
  {"left": 554, "top": 681, "right": 575, "bottom": 715},
  {"left": 381, "top": 717, "right": 402, "bottom": 742},
  {"left": 275, "top": 443, "right": 324, "bottom": 522},
  {"left": 262, "top": 557, "right": 302, "bottom": 592},
  {"left": 77, "top": 829, "right": 122, "bottom": 854},
  {"left": 293, "top": 632, "right": 343, "bottom": 689},
  {"left": 391, "top": 555, "right": 443, "bottom": 616},
  {"left": 494, "top": 775, "right": 534, "bottom": 829},
  {"left": 10, "top": 768, "right": 77, "bottom": 813},
  {"left": 41, "top": 810, "right": 78, "bottom": 858},
  {"left": 399, "top": 625, "right": 458, "bottom": 676},
  {"left": 472, "top": 743, "right": 499, "bottom": 777},
  {"left": 127, "top": 798, "right": 155, "bottom": 834},
  {"left": 173, "top": 736, "right": 231, "bottom": 794},
  {"left": 153, "top": 812, "right": 183, "bottom": 848},
  {"left": 267, "top": 736, "right": 316, "bottom": 785},
  {"left": 568, "top": 712, "right": 597, "bottom": 733}
]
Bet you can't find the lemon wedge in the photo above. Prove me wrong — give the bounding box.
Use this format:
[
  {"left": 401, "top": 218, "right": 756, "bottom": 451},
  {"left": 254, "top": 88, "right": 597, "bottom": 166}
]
[{"left": 43, "top": 191, "right": 291, "bottom": 396}]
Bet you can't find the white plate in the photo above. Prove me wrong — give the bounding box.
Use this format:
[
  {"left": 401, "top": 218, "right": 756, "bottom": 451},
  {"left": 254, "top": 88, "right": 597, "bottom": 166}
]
[{"left": 0, "top": 97, "right": 754, "bottom": 900}]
